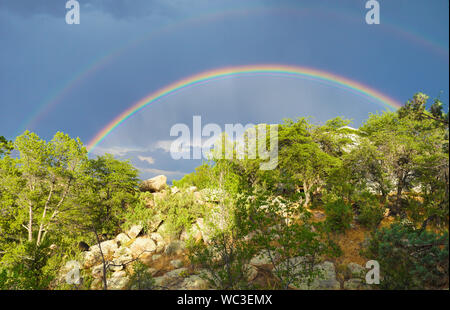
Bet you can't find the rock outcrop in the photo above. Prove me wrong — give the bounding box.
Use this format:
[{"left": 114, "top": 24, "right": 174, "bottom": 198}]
[{"left": 140, "top": 175, "right": 167, "bottom": 192}]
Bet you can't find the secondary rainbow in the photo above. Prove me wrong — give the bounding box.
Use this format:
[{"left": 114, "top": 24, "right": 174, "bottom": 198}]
[{"left": 86, "top": 64, "right": 402, "bottom": 152}]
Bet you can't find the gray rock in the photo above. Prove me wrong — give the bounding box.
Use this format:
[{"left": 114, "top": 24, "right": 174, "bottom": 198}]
[
  {"left": 140, "top": 175, "right": 167, "bottom": 192},
  {"left": 89, "top": 240, "right": 118, "bottom": 260},
  {"left": 344, "top": 278, "right": 371, "bottom": 290},
  {"left": 91, "top": 264, "right": 106, "bottom": 279},
  {"left": 147, "top": 268, "right": 158, "bottom": 276},
  {"left": 81, "top": 250, "right": 102, "bottom": 268},
  {"left": 170, "top": 259, "right": 184, "bottom": 268},
  {"left": 181, "top": 275, "right": 209, "bottom": 290},
  {"left": 130, "top": 237, "right": 157, "bottom": 259},
  {"left": 165, "top": 267, "right": 188, "bottom": 278},
  {"left": 127, "top": 225, "right": 143, "bottom": 239},
  {"left": 107, "top": 276, "right": 129, "bottom": 290},
  {"left": 278, "top": 260, "right": 340, "bottom": 290},
  {"left": 115, "top": 233, "right": 131, "bottom": 246},
  {"left": 112, "top": 270, "right": 127, "bottom": 278},
  {"left": 250, "top": 250, "right": 275, "bottom": 267},
  {"left": 347, "top": 262, "right": 365, "bottom": 279},
  {"left": 149, "top": 232, "right": 165, "bottom": 253}
]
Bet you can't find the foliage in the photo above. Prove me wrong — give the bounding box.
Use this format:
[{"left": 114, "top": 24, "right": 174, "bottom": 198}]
[
  {"left": 155, "top": 191, "right": 207, "bottom": 237},
  {"left": 0, "top": 135, "right": 12, "bottom": 157},
  {"left": 324, "top": 199, "right": 353, "bottom": 233},
  {"left": 362, "top": 223, "right": 449, "bottom": 289},
  {"left": 172, "top": 162, "right": 213, "bottom": 189},
  {"left": 128, "top": 261, "right": 155, "bottom": 290},
  {"left": 237, "top": 191, "right": 340, "bottom": 289}
]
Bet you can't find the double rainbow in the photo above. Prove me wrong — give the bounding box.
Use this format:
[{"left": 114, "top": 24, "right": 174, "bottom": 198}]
[{"left": 86, "top": 64, "right": 402, "bottom": 152}]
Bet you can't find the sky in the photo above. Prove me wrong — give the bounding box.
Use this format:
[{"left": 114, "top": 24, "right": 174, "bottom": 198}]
[{"left": 0, "top": 0, "right": 448, "bottom": 182}]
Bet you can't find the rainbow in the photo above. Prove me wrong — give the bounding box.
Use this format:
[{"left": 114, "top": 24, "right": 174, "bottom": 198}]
[
  {"left": 86, "top": 64, "right": 402, "bottom": 152},
  {"left": 20, "top": 6, "right": 447, "bottom": 136}
]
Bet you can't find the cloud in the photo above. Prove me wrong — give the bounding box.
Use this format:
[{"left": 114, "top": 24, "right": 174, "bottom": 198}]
[
  {"left": 153, "top": 140, "right": 173, "bottom": 153},
  {"left": 140, "top": 167, "right": 185, "bottom": 177},
  {"left": 137, "top": 155, "right": 155, "bottom": 164},
  {"left": 90, "top": 146, "right": 144, "bottom": 157}
]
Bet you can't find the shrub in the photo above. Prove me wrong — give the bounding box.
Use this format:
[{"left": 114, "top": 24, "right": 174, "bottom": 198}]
[
  {"left": 355, "top": 193, "right": 384, "bottom": 230},
  {"left": 357, "top": 203, "right": 384, "bottom": 230},
  {"left": 362, "top": 223, "right": 449, "bottom": 289},
  {"left": 128, "top": 261, "right": 155, "bottom": 290},
  {"left": 187, "top": 231, "right": 256, "bottom": 290},
  {"left": 324, "top": 199, "right": 353, "bottom": 233}
]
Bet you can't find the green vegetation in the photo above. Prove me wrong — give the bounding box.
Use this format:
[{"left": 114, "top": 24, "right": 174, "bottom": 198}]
[
  {"left": 0, "top": 92, "right": 448, "bottom": 290},
  {"left": 324, "top": 199, "right": 353, "bottom": 233},
  {"left": 363, "top": 223, "right": 449, "bottom": 289}
]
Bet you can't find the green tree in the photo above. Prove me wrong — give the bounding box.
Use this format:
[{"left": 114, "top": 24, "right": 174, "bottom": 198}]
[
  {"left": 278, "top": 118, "right": 339, "bottom": 207},
  {"left": 0, "top": 135, "right": 12, "bottom": 157},
  {"left": 363, "top": 223, "right": 449, "bottom": 289}
]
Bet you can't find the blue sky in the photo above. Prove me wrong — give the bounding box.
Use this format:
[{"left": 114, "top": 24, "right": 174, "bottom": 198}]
[{"left": 0, "top": 0, "right": 448, "bottom": 181}]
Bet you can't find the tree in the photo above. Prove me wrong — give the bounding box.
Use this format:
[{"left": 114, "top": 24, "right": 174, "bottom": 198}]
[
  {"left": 239, "top": 191, "right": 340, "bottom": 289},
  {"left": 0, "top": 135, "right": 12, "bottom": 157},
  {"left": 363, "top": 223, "right": 449, "bottom": 289},
  {"left": 278, "top": 118, "right": 339, "bottom": 207}
]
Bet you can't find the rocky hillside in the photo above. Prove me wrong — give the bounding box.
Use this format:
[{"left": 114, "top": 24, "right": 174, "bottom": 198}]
[{"left": 72, "top": 175, "right": 373, "bottom": 290}]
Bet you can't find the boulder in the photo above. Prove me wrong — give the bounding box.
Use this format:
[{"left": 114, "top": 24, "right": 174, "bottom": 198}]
[
  {"left": 153, "top": 275, "right": 170, "bottom": 288},
  {"left": 81, "top": 250, "right": 102, "bottom": 268},
  {"left": 250, "top": 250, "right": 275, "bottom": 267},
  {"left": 92, "top": 264, "right": 106, "bottom": 279},
  {"left": 113, "top": 246, "right": 132, "bottom": 259},
  {"left": 276, "top": 259, "right": 340, "bottom": 290},
  {"left": 115, "top": 233, "right": 131, "bottom": 246},
  {"left": 140, "top": 175, "right": 167, "bottom": 192},
  {"left": 181, "top": 275, "right": 209, "bottom": 290},
  {"left": 89, "top": 240, "right": 118, "bottom": 260},
  {"left": 170, "top": 259, "right": 184, "bottom": 268},
  {"left": 112, "top": 270, "right": 127, "bottom": 278},
  {"left": 126, "top": 224, "right": 143, "bottom": 239},
  {"left": 171, "top": 186, "right": 180, "bottom": 194},
  {"left": 190, "top": 218, "right": 205, "bottom": 242},
  {"left": 344, "top": 278, "right": 371, "bottom": 290},
  {"left": 149, "top": 232, "right": 166, "bottom": 253},
  {"left": 107, "top": 276, "right": 129, "bottom": 290},
  {"left": 148, "top": 215, "right": 163, "bottom": 233},
  {"left": 165, "top": 267, "right": 188, "bottom": 278},
  {"left": 111, "top": 253, "right": 133, "bottom": 270},
  {"left": 187, "top": 186, "right": 197, "bottom": 193},
  {"left": 130, "top": 237, "right": 157, "bottom": 259},
  {"left": 147, "top": 268, "right": 158, "bottom": 277},
  {"left": 347, "top": 262, "right": 365, "bottom": 279}
]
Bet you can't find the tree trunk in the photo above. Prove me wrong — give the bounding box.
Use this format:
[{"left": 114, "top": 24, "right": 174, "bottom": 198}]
[
  {"left": 28, "top": 204, "right": 33, "bottom": 242},
  {"left": 94, "top": 228, "right": 108, "bottom": 290},
  {"left": 303, "top": 181, "right": 310, "bottom": 208}
]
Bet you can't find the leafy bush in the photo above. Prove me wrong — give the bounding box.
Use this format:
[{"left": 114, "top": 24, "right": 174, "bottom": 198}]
[
  {"left": 324, "top": 199, "right": 353, "bottom": 233},
  {"left": 172, "top": 163, "right": 213, "bottom": 189},
  {"left": 128, "top": 261, "right": 155, "bottom": 290},
  {"left": 357, "top": 203, "right": 384, "bottom": 230},
  {"left": 156, "top": 191, "right": 207, "bottom": 236},
  {"left": 362, "top": 223, "right": 449, "bottom": 289},
  {"left": 187, "top": 230, "right": 256, "bottom": 289},
  {"left": 355, "top": 192, "right": 384, "bottom": 230},
  {"left": 122, "top": 193, "right": 157, "bottom": 234}
]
